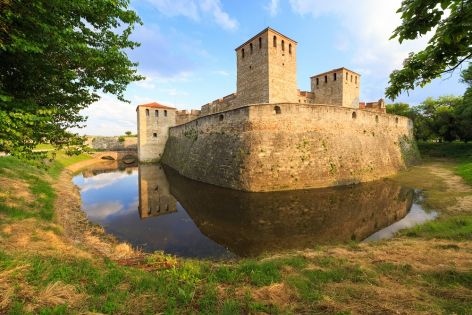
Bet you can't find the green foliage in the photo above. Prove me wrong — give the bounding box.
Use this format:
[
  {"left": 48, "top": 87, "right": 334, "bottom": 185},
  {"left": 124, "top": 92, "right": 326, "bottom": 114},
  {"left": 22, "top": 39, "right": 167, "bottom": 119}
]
[
  {"left": 0, "top": 0, "right": 144, "bottom": 159},
  {"left": 118, "top": 136, "right": 125, "bottom": 143},
  {"left": 124, "top": 131, "right": 132, "bottom": 136},
  {"left": 393, "top": 96, "right": 471, "bottom": 142},
  {"left": 386, "top": 0, "right": 472, "bottom": 99}
]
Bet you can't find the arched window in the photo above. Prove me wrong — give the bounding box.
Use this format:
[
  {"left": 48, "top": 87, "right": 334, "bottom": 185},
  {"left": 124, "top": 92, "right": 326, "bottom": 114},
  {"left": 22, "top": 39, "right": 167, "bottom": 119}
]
[
  {"left": 274, "top": 106, "right": 281, "bottom": 114},
  {"left": 155, "top": 110, "right": 159, "bottom": 117},
  {"left": 219, "top": 114, "right": 224, "bottom": 121},
  {"left": 352, "top": 111, "right": 357, "bottom": 119},
  {"left": 324, "top": 75, "right": 328, "bottom": 83},
  {"left": 145, "top": 109, "right": 149, "bottom": 117},
  {"left": 242, "top": 48, "right": 245, "bottom": 58},
  {"left": 259, "top": 37, "right": 262, "bottom": 49},
  {"left": 281, "top": 40, "right": 285, "bottom": 51},
  {"left": 375, "top": 115, "right": 379, "bottom": 123},
  {"left": 351, "top": 75, "right": 353, "bottom": 82},
  {"left": 250, "top": 43, "right": 253, "bottom": 54},
  {"left": 316, "top": 77, "right": 319, "bottom": 86},
  {"left": 333, "top": 73, "right": 337, "bottom": 81},
  {"left": 273, "top": 36, "right": 277, "bottom": 47},
  {"left": 346, "top": 72, "right": 349, "bottom": 81},
  {"left": 395, "top": 117, "right": 399, "bottom": 124},
  {"left": 355, "top": 76, "right": 358, "bottom": 84},
  {"left": 289, "top": 43, "right": 292, "bottom": 54},
  {"left": 164, "top": 110, "right": 167, "bottom": 117}
]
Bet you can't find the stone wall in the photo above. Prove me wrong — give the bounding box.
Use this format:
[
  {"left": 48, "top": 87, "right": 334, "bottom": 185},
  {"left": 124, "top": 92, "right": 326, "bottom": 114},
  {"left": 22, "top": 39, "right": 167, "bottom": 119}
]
[
  {"left": 176, "top": 109, "right": 201, "bottom": 125},
  {"left": 161, "top": 103, "right": 417, "bottom": 192},
  {"left": 86, "top": 136, "right": 137, "bottom": 151}
]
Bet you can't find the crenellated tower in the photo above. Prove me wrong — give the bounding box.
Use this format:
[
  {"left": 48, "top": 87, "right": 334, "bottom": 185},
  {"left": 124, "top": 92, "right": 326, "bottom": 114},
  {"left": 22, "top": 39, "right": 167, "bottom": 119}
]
[{"left": 235, "top": 28, "right": 298, "bottom": 105}]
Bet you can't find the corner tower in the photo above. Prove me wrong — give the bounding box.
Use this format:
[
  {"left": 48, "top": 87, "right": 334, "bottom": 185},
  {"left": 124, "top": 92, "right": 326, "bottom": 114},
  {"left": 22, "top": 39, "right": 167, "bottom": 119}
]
[
  {"left": 137, "top": 102, "right": 176, "bottom": 162},
  {"left": 235, "top": 28, "right": 298, "bottom": 105}
]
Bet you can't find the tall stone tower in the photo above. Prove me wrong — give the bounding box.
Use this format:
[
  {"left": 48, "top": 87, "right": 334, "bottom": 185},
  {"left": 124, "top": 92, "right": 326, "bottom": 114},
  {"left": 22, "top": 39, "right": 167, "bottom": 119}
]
[
  {"left": 136, "top": 102, "right": 176, "bottom": 162},
  {"left": 235, "top": 28, "right": 298, "bottom": 105},
  {"left": 310, "top": 68, "right": 360, "bottom": 108}
]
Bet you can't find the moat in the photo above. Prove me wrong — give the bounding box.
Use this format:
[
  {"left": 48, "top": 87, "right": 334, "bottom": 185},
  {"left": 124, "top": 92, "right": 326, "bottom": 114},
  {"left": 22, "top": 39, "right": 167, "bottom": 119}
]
[{"left": 72, "top": 162, "right": 437, "bottom": 259}]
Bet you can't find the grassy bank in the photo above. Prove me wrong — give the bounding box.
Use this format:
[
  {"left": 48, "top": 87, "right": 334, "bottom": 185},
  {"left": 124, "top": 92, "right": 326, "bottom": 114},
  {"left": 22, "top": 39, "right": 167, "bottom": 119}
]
[{"left": 1, "top": 146, "right": 472, "bottom": 314}]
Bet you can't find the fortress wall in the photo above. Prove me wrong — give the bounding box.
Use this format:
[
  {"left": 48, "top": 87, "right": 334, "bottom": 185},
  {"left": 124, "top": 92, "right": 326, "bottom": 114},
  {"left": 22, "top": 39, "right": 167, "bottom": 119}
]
[
  {"left": 244, "top": 103, "right": 415, "bottom": 191},
  {"left": 161, "top": 106, "right": 253, "bottom": 190},
  {"left": 162, "top": 103, "right": 417, "bottom": 192}
]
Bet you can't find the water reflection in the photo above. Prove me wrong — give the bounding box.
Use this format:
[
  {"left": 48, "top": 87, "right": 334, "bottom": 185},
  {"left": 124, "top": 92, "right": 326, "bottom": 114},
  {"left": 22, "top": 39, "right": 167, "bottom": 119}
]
[{"left": 72, "top": 163, "right": 435, "bottom": 259}]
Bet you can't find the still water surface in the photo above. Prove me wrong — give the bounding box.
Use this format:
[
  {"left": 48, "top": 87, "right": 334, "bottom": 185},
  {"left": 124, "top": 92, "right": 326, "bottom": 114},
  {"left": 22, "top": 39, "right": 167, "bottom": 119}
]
[{"left": 72, "top": 162, "right": 437, "bottom": 259}]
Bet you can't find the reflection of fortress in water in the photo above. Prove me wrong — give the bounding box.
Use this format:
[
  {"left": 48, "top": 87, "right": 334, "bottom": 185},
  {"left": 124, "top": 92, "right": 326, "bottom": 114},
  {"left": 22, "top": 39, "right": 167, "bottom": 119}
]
[
  {"left": 138, "top": 164, "right": 414, "bottom": 257},
  {"left": 138, "top": 164, "right": 176, "bottom": 219}
]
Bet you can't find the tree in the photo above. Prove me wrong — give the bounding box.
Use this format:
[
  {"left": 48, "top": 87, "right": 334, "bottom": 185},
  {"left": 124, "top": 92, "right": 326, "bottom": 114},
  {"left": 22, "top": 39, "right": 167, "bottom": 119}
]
[
  {"left": 415, "top": 95, "right": 463, "bottom": 142},
  {"left": 125, "top": 131, "right": 132, "bottom": 136},
  {"left": 386, "top": 102, "right": 414, "bottom": 117},
  {"left": 457, "top": 63, "right": 472, "bottom": 142},
  {"left": 0, "top": 0, "right": 143, "bottom": 159},
  {"left": 386, "top": 0, "right": 472, "bottom": 99}
]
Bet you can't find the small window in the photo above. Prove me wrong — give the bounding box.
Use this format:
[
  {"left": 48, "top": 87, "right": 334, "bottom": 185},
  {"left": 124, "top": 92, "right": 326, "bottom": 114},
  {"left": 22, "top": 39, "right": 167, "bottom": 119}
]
[
  {"left": 355, "top": 76, "right": 358, "bottom": 84},
  {"left": 164, "top": 110, "right": 167, "bottom": 117},
  {"left": 289, "top": 43, "right": 292, "bottom": 54},
  {"left": 250, "top": 43, "right": 253, "bottom": 54},
  {"left": 155, "top": 110, "right": 159, "bottom": 117},
  {"left": 316, "top": 77, "right": 319, "bottom": 86},
  {"left": 145, "top": 109, "right": 149, "bottom": 117},
  {"left": 351, "top": 75, "right": 353, "bottom": 82},
  {"left": 395, "top": 117, "right": 399, "bottom": 124},
  {"left": 153, "top": 132, "right": 157, "bottom": 137},
  {"left": 259, "top": 37, "right": 262, "bottom": 49},
  {"left": 219, "top": 114, "right": 224, "bottom": 121},
  {"left": 324, "top": 75, "right": 327, "bottom": 83},
  {"left": 375, "top": 115, "right": 379, "bottom": 123},
  {"left": 352, "top": 111, "right": 357, "bottom": 119},
  {"left": 274, "top": 106, "right": 281, "bottom": 114},
  {"left": 273, "top": 35, "right": 277, "bottom": 47},
  {"left": 281, "top": 40, "right": 285, "bottom": 51},
  {"left": 346, "top": 72, "right": 348, "bottom": 81},
  {"left": 242, "top": 48, "right": 245, "bottom": 58}
]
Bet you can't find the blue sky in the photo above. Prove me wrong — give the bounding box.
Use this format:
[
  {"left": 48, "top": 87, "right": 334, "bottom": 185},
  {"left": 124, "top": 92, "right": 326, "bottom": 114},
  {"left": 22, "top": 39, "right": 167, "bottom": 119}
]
[{"left": 78, "top": 0, "right": 467, "bottom": 135}]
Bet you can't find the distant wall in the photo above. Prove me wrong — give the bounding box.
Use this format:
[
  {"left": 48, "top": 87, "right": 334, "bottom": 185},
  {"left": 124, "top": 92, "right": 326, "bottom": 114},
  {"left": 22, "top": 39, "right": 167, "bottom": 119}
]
[
  {"left": 86, "top": 136, "right": 137, "bottom": 151},
  {"left": 200, "top": 93, "right": 237, "bottom": 116},
  {"left": 176, "top": 109, "right": 201, "bottom": 125},
  {"left": 162, "top": 103, "right": 417, "bottom": 192}
]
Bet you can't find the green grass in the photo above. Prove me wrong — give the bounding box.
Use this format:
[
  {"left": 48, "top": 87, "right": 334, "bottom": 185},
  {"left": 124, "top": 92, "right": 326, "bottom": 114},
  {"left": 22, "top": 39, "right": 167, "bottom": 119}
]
[
  {"left": 403, "top": 216, "right": 472, "bottom": 240},
  {"left": 0, "top": 157, "right": 56, "bottom": 221}
]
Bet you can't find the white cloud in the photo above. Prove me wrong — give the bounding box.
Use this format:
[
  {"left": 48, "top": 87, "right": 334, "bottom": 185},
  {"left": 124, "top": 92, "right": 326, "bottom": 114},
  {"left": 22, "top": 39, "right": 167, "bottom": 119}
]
[
  {"left": 212, "top": 70, "right": 230, "bottom": 76},
  {"left": 146, "top": 0, "right": 199, "bottom": 20},
  {"left": 265, "top": 0, "right": 280, "bottom": 17},
  {"left": 289, "top": 0, "right": 433, "bottom": 100},
  {"left": 146, "top": 0, "right": 237, "bottom": 30}
]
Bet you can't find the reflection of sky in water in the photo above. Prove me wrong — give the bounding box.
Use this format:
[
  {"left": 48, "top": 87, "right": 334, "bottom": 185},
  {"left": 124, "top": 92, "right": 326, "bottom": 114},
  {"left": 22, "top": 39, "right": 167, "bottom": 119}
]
[
  {"left": 73, "top": 166, "right": 438, "bottom": 259},
  {"left": 364, "top": 203, "right": 438, "bottom": 241},
  {"left": 73, "top": 169, "right": 233, "bottom": 258}
]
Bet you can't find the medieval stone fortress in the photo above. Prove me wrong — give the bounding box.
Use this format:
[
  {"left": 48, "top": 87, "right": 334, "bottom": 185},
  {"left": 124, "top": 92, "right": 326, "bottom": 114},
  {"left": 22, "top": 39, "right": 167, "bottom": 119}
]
[{"left": 137, "top": 28, "right": 416, "bottom": 192}]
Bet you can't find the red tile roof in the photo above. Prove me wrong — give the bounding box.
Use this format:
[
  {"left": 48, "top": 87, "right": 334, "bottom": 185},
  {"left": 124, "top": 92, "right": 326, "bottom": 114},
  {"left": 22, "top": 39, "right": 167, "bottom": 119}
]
[{"left": 136, "top": 102, "right": 176, "bottom": 111}]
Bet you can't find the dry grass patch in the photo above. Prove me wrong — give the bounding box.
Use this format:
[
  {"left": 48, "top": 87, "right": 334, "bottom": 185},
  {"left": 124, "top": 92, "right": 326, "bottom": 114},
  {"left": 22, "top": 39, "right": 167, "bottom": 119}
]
[
  {"left": 252, "top": 282, "right": 298, "bottom": 309},
  {"left": 0, "top": 177, "right": 34, "bottom": 208}
]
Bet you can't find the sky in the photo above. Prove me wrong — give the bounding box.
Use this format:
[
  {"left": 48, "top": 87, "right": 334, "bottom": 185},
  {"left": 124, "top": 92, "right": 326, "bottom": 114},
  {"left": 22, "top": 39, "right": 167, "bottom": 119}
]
[{"left": 77, "top": 0, "right": 468, "bottom": 136}]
